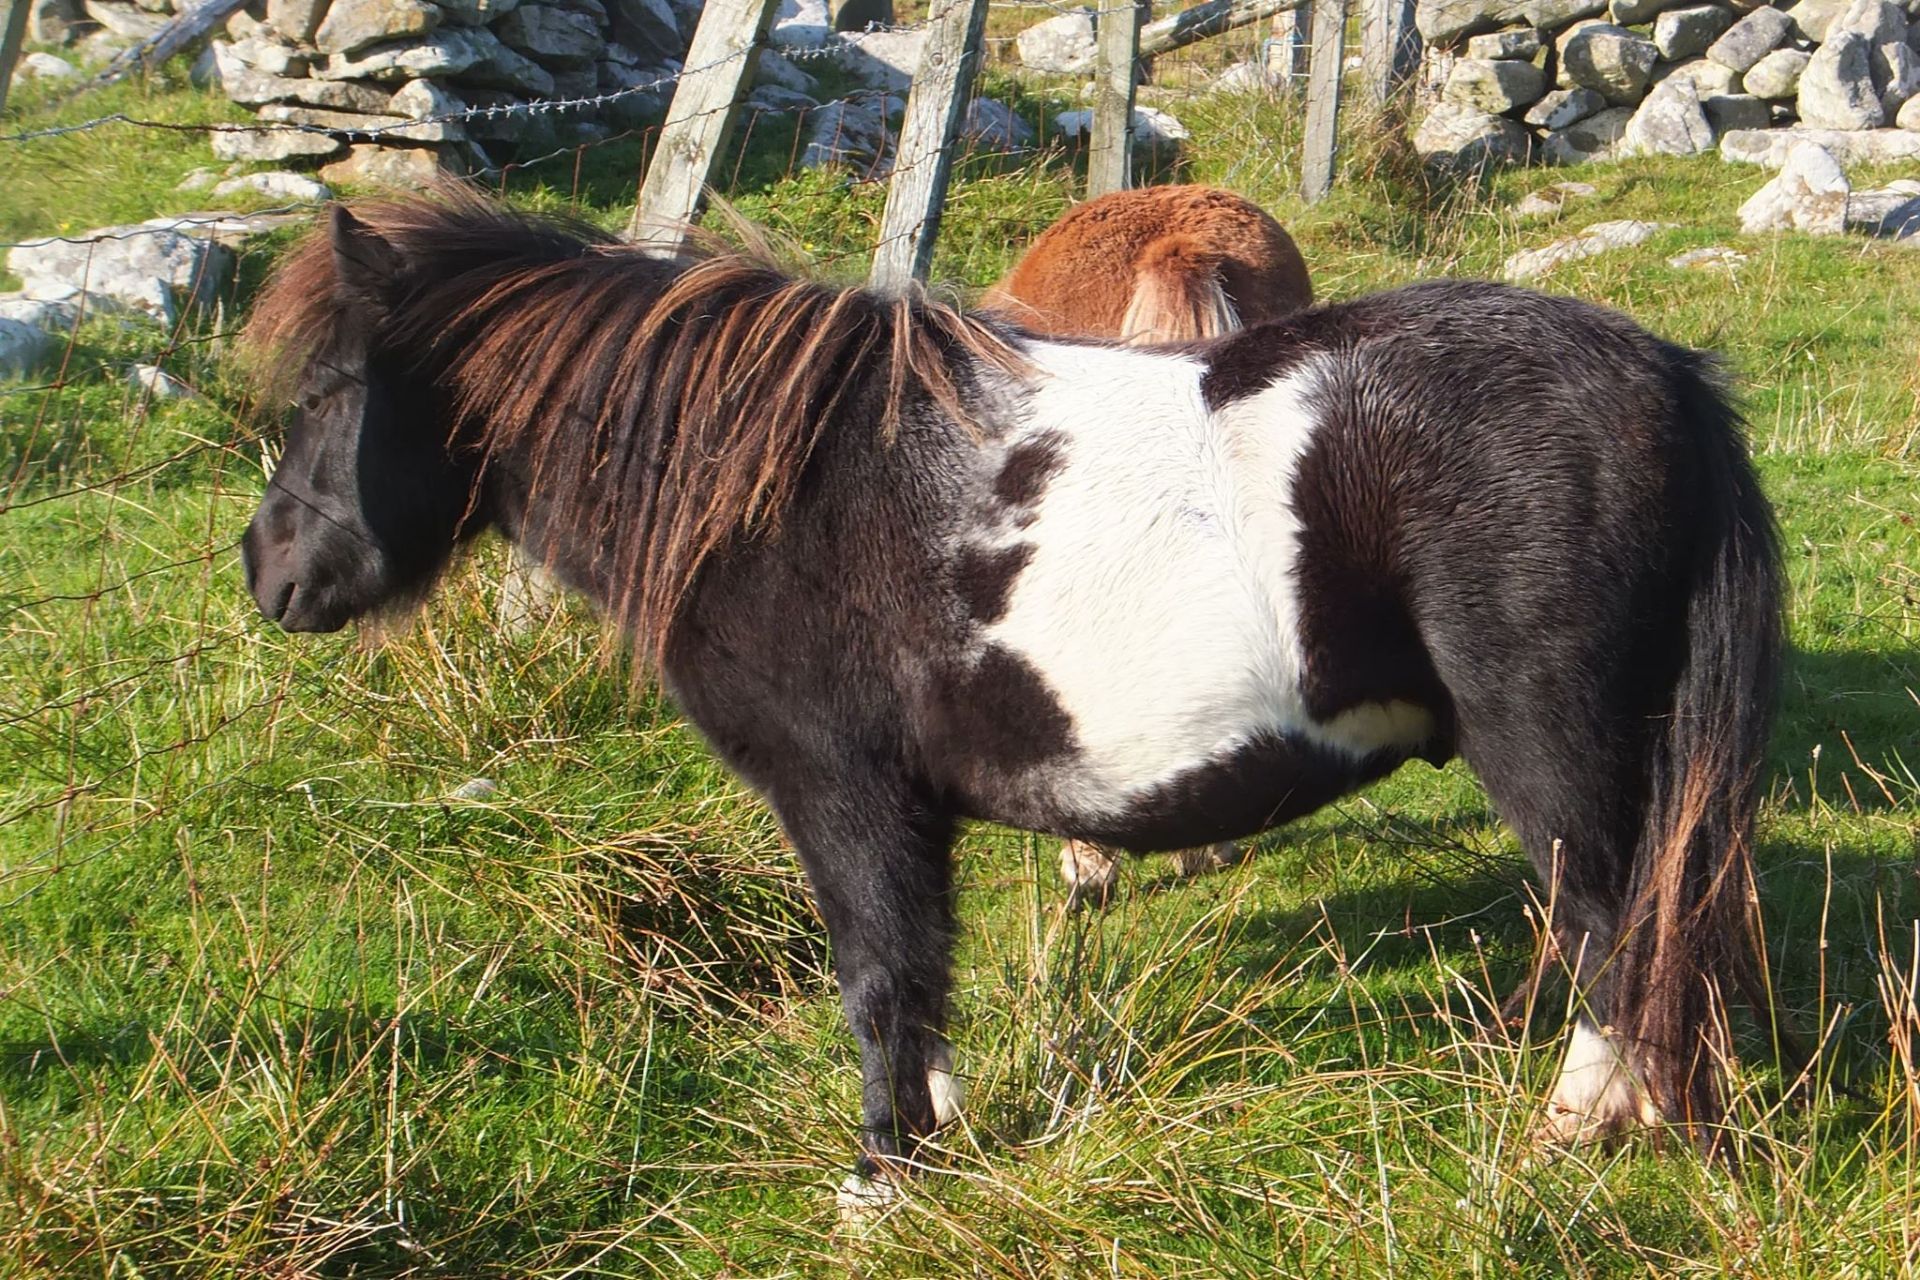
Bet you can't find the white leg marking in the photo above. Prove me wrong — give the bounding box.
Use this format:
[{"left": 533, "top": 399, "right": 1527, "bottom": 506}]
[
  {"left": 836, "top": 1173, "right": 900, "bottom": 1229},
  {"left": 928, "top": 1040, "right": 966, "bottom": 1127},
  {"left": 1169, "top": 841, "right": 1245, "bottom": 878},
  {"left": 1059, "top": 838, "right": 1120, "bottom": 908},
  {"left": 1539, "top": 1017, "right": 1659, "bottom": 1145}
]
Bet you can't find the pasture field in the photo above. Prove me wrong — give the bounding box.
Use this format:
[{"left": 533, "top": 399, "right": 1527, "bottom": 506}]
[{"left": 3, "top": 63, "right": 1920, "bottom": 1278}]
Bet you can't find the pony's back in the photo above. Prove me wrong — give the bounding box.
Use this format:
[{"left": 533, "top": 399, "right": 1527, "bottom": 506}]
[{"left": 982, "top": 185, "right": 1313, "bottom": 344}]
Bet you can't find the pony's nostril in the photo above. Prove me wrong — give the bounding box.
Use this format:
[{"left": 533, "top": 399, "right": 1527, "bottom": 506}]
[{"left": 269, "top": 580, "right": 296, "bottom": 622}]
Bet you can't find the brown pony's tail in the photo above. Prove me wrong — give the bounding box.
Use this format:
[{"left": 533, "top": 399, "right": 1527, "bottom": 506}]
[
  {"left": 1118, "top": 235, "right": 1239, "bottom": 344},
  {"left": 1617, "top": 348, "right": 1787, "bottom": 1148}
]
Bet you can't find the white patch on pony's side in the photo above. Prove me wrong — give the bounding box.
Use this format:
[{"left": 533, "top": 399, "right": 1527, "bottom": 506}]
[
  {"left": 986, "top": 347, "right": 1431, "bottom": 821},
  {"left": 1539, "top": 1017, "right": 1659, "bottom": 1144}
]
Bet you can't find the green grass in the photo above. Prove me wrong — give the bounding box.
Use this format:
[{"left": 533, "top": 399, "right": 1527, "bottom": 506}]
[{"left": 4, "top": 54, "right": 1920, "bottom": 1278}]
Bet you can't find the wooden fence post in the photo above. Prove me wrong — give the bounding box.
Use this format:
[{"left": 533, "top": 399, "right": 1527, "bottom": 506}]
[
  {"left": 625, "top": 0, "right": 783, "bottom": 245},
  {"left": 1360, "top": 0, "right": 1418, "bottom": 102},
  {"left": 1, "top": 0, "right": 31, "bottom": 118},
  {"left": 1087, "top": 0, "right": 1142, "bottom": 197},
  {"left": 1299, "top": 0, "right": 1344, "bottom": 202},
  {"left": 868, "top": 0, "right": 990, "bottom": 291}
]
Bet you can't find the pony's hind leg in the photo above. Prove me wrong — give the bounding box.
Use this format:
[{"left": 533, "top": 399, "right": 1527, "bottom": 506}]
[
  {"left": 772, "top": 773, "right": 960, "bottom": 1213},
  {"left": 1058, "top": 838, "right": 1246, "bottom": 909}
]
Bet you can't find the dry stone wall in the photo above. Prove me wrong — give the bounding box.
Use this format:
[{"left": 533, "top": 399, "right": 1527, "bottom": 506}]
[{"left": 1412, "top": 0, "right": 1920, "bottom": 168}]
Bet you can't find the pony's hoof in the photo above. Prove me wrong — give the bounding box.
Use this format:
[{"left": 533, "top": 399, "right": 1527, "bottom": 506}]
[
  {"left": 1059, "top": 839, "right": 1119, "bottom": 909},
  {"left": 1532, "top": 1019, "right": 1661, "bottom": 1150},
  {"left": 836, "top": 1173, "right": 901, "bottom": 1231},
  {"left": 1170, "top": 841, "right": 1246, "bottom": 878},
  {"left": 929, "top": 1042, "right": 966, "bottom": 1127}
]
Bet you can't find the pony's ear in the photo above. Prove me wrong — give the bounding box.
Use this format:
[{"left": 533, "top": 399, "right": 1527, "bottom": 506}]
[{"left": 329, "top": 205, "right": 403, "bottom": 312}]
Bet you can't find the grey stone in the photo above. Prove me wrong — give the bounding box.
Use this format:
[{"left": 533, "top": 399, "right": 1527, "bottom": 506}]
[
  {"left": 1902, "top": 90, "right": 1920, "bottom": 124},
  {"left": 1720, "top": 123, "right": 1920, "bottom": 160},
  {"left": 1542, "top": 103, "right": 1634, "bottom": 160},
  {"left": 1417, "top": 0, "right": 1604, "bottom": 47},
  {"left": 1445, "top": 56, "right": 1549, "bottom": 110},
  {"left": 1742, "top": 48, "right": 1810, "bottom": 98},
  {"left": 228, "top": 33, "right": 309, "bottom": 74},
  {"left": 438, "top": 0, "right": 516, "bottom": 19},
  {"left": 1514, "top": 178, "right": 1598, "bottom": 213},
  {"left": 1738, "top": 139, "right": 1849, "bottom": 231},
  {"left": 495, "top": 4, "right": 601, "bottom": 67},
  {"left": 752, "top": 48, "right": 816, "bottom": 96},
  {"left": 1799, "top": 31, "right": 1886, "bottom": 126},
  {"left": 387, "top": 76, "right": 464, "bottom": 119},
  {"left": 176, "top": 166, "right": 219, "bottom": 190},
  {"left": 82, "top": 0, "right": 168, "bottom": 38},
  {"left": 453, "top": 29, "right": 556, "bottom": 94},
  {"left": 460, "top": 88, "right": 541, "bottom": 142},
  {"left": 211, "top": 125, "right": 348, "bottom": 162},
  {"left": 1466, "top": 27, "right": 1542, "bottom": 58},
  {"left": 7, "top": 221, "right": 235, "bottom": 323},
  {"left": 829, "top": 0, "right": 889, "bottom": 29},
  {"left": 1847, "top": 183, "right": 1920, "bottom": 231},
  {"left": 547, "top": 64, "right": 599, "bottom": 96},
  {"left": 1562, "top": 23, "right": 1659, "bottom": 103},
  {"left": 211, "top": 171, "right": 334, "bottom": 200},
  {"left": 1017, "top": 8, "right": 1097, "bottom": 73},
  {"left": 609, "top": 0, "right": 681, "bottom": 61},
  {"left": 1609, "top": 0, "right": 1687, "bottom": 28},
  {"left": 826, "top": 27, "right": 923, "bottom": 91},
  {"left": 0, "top": 319, "right": 55, "bottom": 382},
  {"left": 315, "top": 0, "right": 440, "bottom": 55},
  {"left": 800, "top": 95, "right": 895, "bottom": 173},
  {"left": 266, "top": 0, "right": 330, "bottom": 41},
  {"left": 1621, "top": 76, "right": 1716, "bottom": 152},
  {"left": 1704, "top": 91, "right": 1774, "bottom": 129},
  {"left": 746, "top": 84, "right": 818, "bottom": 112},
  {"left": 962, "top": 97, "right": 1035, "bottom": 151},
  {"left": 450, "top": 777, "right": 500, "bottom": 800},
  {"left": 1707, "top": 6, "right": 1792, "bottom": 72},
  {"left": 1653, "top": 55, "right": 1741, "bottom": 94},
  {"left": 317, "top": 27, "right": 485, "bottom": 80},
  {"left": 1054, "top": 104, "right": 1189, "bottom": 146},
  {"left": 1787, "top": 0, "right": 1850, "bottom": 41},
  {"left": 599, "top": 58, "right": 672, "bottom": 118},
  {"left": 21, "top": 51, "right": 81, "bottom": 79},
  {"left": 28, "top": 0, "right": 84, "bottom": 45},
  {"left": 0, "top": 295, "right": 83, "bottom": 333},
  {"left": 318, "top": 142, "right": 465, "bottom": 185},
  {"left": 129, "top": 364, "right": 199, "bottom": 402},
  {"left": 770, "top": 0, "right": 830, "bottom": 48},
  {"left": 1827, "top": 0, "right": 1906, "bottom": 48},
  {"left": 257, "top": 101, "right": 467, "bottom": 141},
  {"left": 1412, "top": 100, "right": 1534, "bottom": 168},
  {"left": 1526, "top": 85, "right": 1607, "bottom": 125},
  {"left": 149, "top": 209, "right": 314, "bottom": 249},
  {"left": 1882, "top": 42, "right": 1920, "bottom": 114},
  {"left": 1503, "top": 218, "right": 1670, "bottom": 279},
  {"left": 1211, "top": 57, "right": 1284, "bottom": 93},
  {"left": 1667, "top": 244, "right": 1749, "bottom": 269},
  {"left": 1653, "top": 5, "right": 1732, "bottom": 60}
]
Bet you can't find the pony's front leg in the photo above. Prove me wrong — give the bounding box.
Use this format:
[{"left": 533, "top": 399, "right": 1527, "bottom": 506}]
[{"left": 775, "top": 776, "right": 959, "bottom": 1217}]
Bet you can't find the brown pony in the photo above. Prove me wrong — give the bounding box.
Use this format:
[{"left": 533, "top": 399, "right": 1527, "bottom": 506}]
[
  {"left": 982, "top": 184, "right": 1314, "bottom": 345},
  {"left": 986, "top": 185, "right": 1316, "bottom": 904}
]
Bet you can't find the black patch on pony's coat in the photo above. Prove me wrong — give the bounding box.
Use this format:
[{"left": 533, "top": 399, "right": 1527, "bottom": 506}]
[
  {"left": 1198, "top": 313, "right": 1327, "bottom": 409},
  {"left": 1074, "top": 733, "right": 1408, "bottom": 853},
  {"left": 993, "top": 432, "right": 1066, "bottom": 507},
  {"left": 937, "top": 645, "right": 1078, "bottom": 771},
  {"left": 953, "top": 543, "right": 1034, "bottom": 624}
]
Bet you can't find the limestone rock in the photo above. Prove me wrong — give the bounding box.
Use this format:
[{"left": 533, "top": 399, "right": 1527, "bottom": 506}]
[
  {"left": 1542, "top": 103, "right": 1633, "bottom": 161},
  {"left": 1621, "top": 76, "right": 1715, "bottom": 153},
  {"left": 1446, "top": 56, "right": 1549, "bottom": 111},
  {"left": 1654, "top": 56, "right": 1741, "bottom": 94},
  {"left": 1737, "top": 139, "right": 1849, "bottom": 231},
  {"left": 609, "top": 0, "right": 680, "bottom": 62},
  {"left": 0, "top": 319, "right": 54, "bottom": 381},
  {"left": 1514, "top": 178, "right": 1598, "bottom": 214},
  {"left": 1526, "top": 85, "right": 1607, "bottom": 126},
  {"left": 319, "top": 142, "right": 466, "bottom": 185},
  {"left": 1881, "top": 42, "right": 1920, "bottom": 115},
  {"left": 1416, "top": 0, "right": 1604, "bottom": 47},
  {"left": 1901, "top": 91, "right": 1920, "bottom": 126},
  {"left": 825, "top": 27, "right": 923, "bottom": 91},
  {"left": 1800, "top": 31, "right": 1886, "bottom": 126},
  {"left": 1743, "top": 48, "right": 1810, "bottom": 98},
  {"left": 7, "top": 221, "right": 235, "bottom": 323},
  {"left": 1562, "top": 24, "right": 1658, "bottom": 104},
  {"left": 1017, "top": 8, "right": 1097, "bottom": 73},
  {"left": 746, "top": 83, "right": 817, "bottom": 112},
  {"left": 315, "top": 0, "right": 441, "bottom": 56},
  {"left": 1826, "top": 0, "right": 1906, "bottom": 48},
  {"left": 1707, "top": 6, "right": 1792, "bottom": 73},
  {"left": 28, "top": 0, "right": 84, "bottom": 45},
  {"left": 317, "top": 28, "right": 486, "bottom": 81},
  {"left": 0, "top": 295, "right": 83, "bottom": 333},
  {"left": 211, "top": 126, "right": 348, "bottom": 162},
  {"left": 211, "top": 171, "right": 335, "bottom": 201},
  {"left": 770, "top": 0, "right": 830, "bottom": 48},
  {"left": 257, "top": 102, "right": 467, "bottom": 141},
  {"left": 1667, "top": 244, "right": 1748, "bottom": 269},
  {"left": 1503, "top": 218, "right": 1669, "bottom": 279},
  {"left": 1720, "top": 123, "right": 1920, "bottom": 161},
  {"left": 1520, "top": 0, "right": 1609, "bottom": 30},
  {"left": 21, "top": 51, "right": 81, "bottom": 79},
  {"left": 387, "top": 76, "right": 464, "bottom": 118},
  {"left": 1704, "top": 91, "right": 1774, "bottom": 130},
  {"left": 453, "top": 28, "right": 556, "bottom": 94},
  {"left": 1413, "top": 100, "right": 1533, "bottom": 168},
  {"left": 266, "top": 0, "right": 330, "bottom": 41},
  {"left": 1786, "top": 0, "right": 1850, "bottom": 42},
  {"left": 1466, "top": 27, "right": 1541, "bottom": 58},
  {"left": 963, "top": 97, "right": 1036, "bottom": 151},
  {"left": 1847, "top": 182, "right": 1920, "bottom": 232},
  {"left": 129, "top": 364, "right": 199, "bottom": 402},
  {"left": 1653, "top": 5, "right": 1733, "bottom": 61},
  {"left": 439, "top": 0, "right": 517, "bottom": 20},
  {"left": 1211, "top": 58, "right": 1284, "bottom": 94},
  {"left": 83, "top": 0, "right": 169, "bottom": 39},
  {"left": 1054, "top": 104, "right": 1189, "bottom": 146},
  {"left": 599, "top": 60, "right": 672, "bottom": 119},
  {"left": 494, "top": 4, "right": 602, "bottom": 67},
  {"left": 800, "top": 95, "right": 896, "bottom": 173},
  {"left": 1610, "top": 0, "right": 1688, "bottom": 28},
  {"left": 228, "top": 33, "right": 310, "bottom": 74}
]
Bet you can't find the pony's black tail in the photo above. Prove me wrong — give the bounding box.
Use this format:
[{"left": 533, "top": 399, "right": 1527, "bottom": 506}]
[{"left": 1616, "top": 348, "right": 1785, "bottom": 1145}]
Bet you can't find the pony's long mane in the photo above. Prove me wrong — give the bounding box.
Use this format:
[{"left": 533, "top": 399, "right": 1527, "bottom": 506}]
[{"left": 245, "top": 190, "right": 1030, "bottom": 664}]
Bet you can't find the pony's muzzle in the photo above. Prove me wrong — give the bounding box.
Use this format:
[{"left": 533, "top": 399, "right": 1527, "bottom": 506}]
[{"left": 243, "top": 513, "right": 342, "bottom": 633}]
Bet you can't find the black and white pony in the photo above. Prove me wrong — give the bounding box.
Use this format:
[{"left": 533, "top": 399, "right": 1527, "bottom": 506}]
[{"left": 240, "top": 193, "right": 1783, "bottom": 1210}]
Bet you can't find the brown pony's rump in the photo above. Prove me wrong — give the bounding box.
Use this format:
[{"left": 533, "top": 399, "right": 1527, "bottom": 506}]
[
  {"left": 982, "top": 185, "right": 1314, "bottom": 343},
  {"left": 246, "top": 190, "right": 1028, "bottom": 665}
]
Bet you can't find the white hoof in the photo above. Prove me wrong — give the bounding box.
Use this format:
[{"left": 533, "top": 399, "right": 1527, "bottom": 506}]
[
  {"left": 1535, "top": 1018, "right": 1660, "bottom": 1147},
  {"left": 1060, "top": 838, "right": 1120, "bottom": 908},
  {"left": 836, "top": 1173, "right": 900, "bottom": 1229},
  {"left": 929, "top": 1041, "right": 966, "bottom": 1127},
  {"left": 1170, "top": 841, "right": 1245, "bottom": 878}
]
